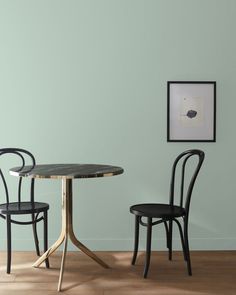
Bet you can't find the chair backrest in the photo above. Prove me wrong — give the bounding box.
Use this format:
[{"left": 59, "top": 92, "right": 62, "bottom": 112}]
[
  {"left": 169, "top": 149, "right": 205, "bottom": 216},
  {"left": 0, "top": 148, "right": 36, "bottom": 204}
]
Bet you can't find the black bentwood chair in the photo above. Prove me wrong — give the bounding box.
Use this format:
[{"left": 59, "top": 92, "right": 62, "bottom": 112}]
[
  {"left": 0, "top": 148, "right": 49, "bottom": 273},
  {"left": 130, "top": 149, "right": 205, "bottom": 278}
]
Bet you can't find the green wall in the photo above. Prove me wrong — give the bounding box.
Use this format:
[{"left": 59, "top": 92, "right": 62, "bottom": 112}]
[{"left": 0, "top": 0, "right": 235, "bottom": 251}]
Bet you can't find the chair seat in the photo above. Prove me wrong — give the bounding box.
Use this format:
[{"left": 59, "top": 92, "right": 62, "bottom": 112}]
[
  {"left": 130, "top": 203, "right": 186, "bottom": 218},
  {"left": 0, "top": 202, "right": 49, "bottom": 215}
]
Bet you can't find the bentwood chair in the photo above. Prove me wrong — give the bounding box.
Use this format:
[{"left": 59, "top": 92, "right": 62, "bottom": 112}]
[
  {"left": 130, "top": 149, "right": 205, "bottom": 278},
  {"left": 0, "top": 148, "right": 49, "bottom": 273}
]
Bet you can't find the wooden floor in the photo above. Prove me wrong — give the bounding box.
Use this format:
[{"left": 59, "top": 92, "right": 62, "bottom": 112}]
[{"left": 0, "top": 251, "right": 235, "bottom": 295}]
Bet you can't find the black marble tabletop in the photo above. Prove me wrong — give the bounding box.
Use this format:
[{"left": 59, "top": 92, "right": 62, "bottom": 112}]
[{"left": 10, "top": 164, "right": 124, "bottom": 179}]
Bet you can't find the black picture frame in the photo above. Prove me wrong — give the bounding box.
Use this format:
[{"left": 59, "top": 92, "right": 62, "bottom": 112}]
[{"left": 167, "top": 81, "right": 216, "bottom": 142}]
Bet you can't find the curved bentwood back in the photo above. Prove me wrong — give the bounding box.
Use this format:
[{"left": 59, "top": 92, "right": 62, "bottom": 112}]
[
  {"left": 169, "top": 149, "right": 205, "bottom": 217},
  {"left": 0, "top": 148, "right": 36, "bottom": 204}
]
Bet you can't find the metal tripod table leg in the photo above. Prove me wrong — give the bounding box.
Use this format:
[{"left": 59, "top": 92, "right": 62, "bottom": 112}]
[{"left": 33, "top": 178, "right": 109, "bottom": 292}]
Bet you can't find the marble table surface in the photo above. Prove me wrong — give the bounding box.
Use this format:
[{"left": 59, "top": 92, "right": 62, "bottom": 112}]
[{"left": 10, "top": 164, "right": 124, "bottom": 179}]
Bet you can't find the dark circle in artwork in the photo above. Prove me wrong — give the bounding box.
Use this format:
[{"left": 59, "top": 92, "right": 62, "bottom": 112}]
[{"left": 186, "top": 110, "right": 197, "bottom": 119}]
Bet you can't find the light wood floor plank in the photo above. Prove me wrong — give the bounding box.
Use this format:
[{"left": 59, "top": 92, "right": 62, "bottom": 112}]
[{"left": 0, "top": 251, "right": 235, "bottom": 294}]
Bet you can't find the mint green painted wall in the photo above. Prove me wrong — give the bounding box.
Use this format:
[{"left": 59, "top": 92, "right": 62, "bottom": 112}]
[{"left": 0, "top": 0, "right": 235, "bottom": 251}]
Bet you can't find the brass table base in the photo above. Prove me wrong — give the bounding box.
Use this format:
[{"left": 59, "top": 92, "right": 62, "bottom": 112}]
[{"left": 32, "top": 179, "right": 109, "bottom": 292}]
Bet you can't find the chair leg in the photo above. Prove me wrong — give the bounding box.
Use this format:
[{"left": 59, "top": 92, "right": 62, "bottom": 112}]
[
  {"left": 168, "top": 220, "right": 173, "bottom": 260},
  {"left": 6, "top": 215, "right": 11, "bottom": 274},
  {"left": 131, "top": 215, "right": 140, "bottom": 265},
  {"left": 44, "top": 211, "right": 50, "bottom": 268},
  {"left": 163, "top": 220, "right": 170, "bottom": 250},
  {"left": 143, "top": 217, "right": 152, "bottom": 278},
  {"left": 184, "top": 217, "right": 192, "bottom": 276},
  {"left": 32, "top": 214, "right": 40, "bottom": 256},
  {"left": 174, "top": 219, "right": 187, "bottom": 261}
]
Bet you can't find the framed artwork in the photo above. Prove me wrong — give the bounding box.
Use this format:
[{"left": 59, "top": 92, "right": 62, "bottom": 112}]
[{"left": 167, "top": 81, "right": 216, "bottom": 142}]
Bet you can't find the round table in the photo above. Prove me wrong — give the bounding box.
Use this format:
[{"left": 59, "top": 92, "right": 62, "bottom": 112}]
[{"left": 10, "top": 164, "right": 124, "bottom": 291}]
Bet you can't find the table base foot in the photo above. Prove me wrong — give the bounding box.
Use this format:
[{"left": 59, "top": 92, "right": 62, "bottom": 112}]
[
  {"left": 69, "top": 230, "right": 109, "bottom": 269},
  {"left": 33, "top": 232, "right": 65, "bottom": 268},
  {"left": 33, "top": 178, "right": 109, "bottom": 292},
  {"left": 58, "top": 235, "right": 68, "bottom": 292}
]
